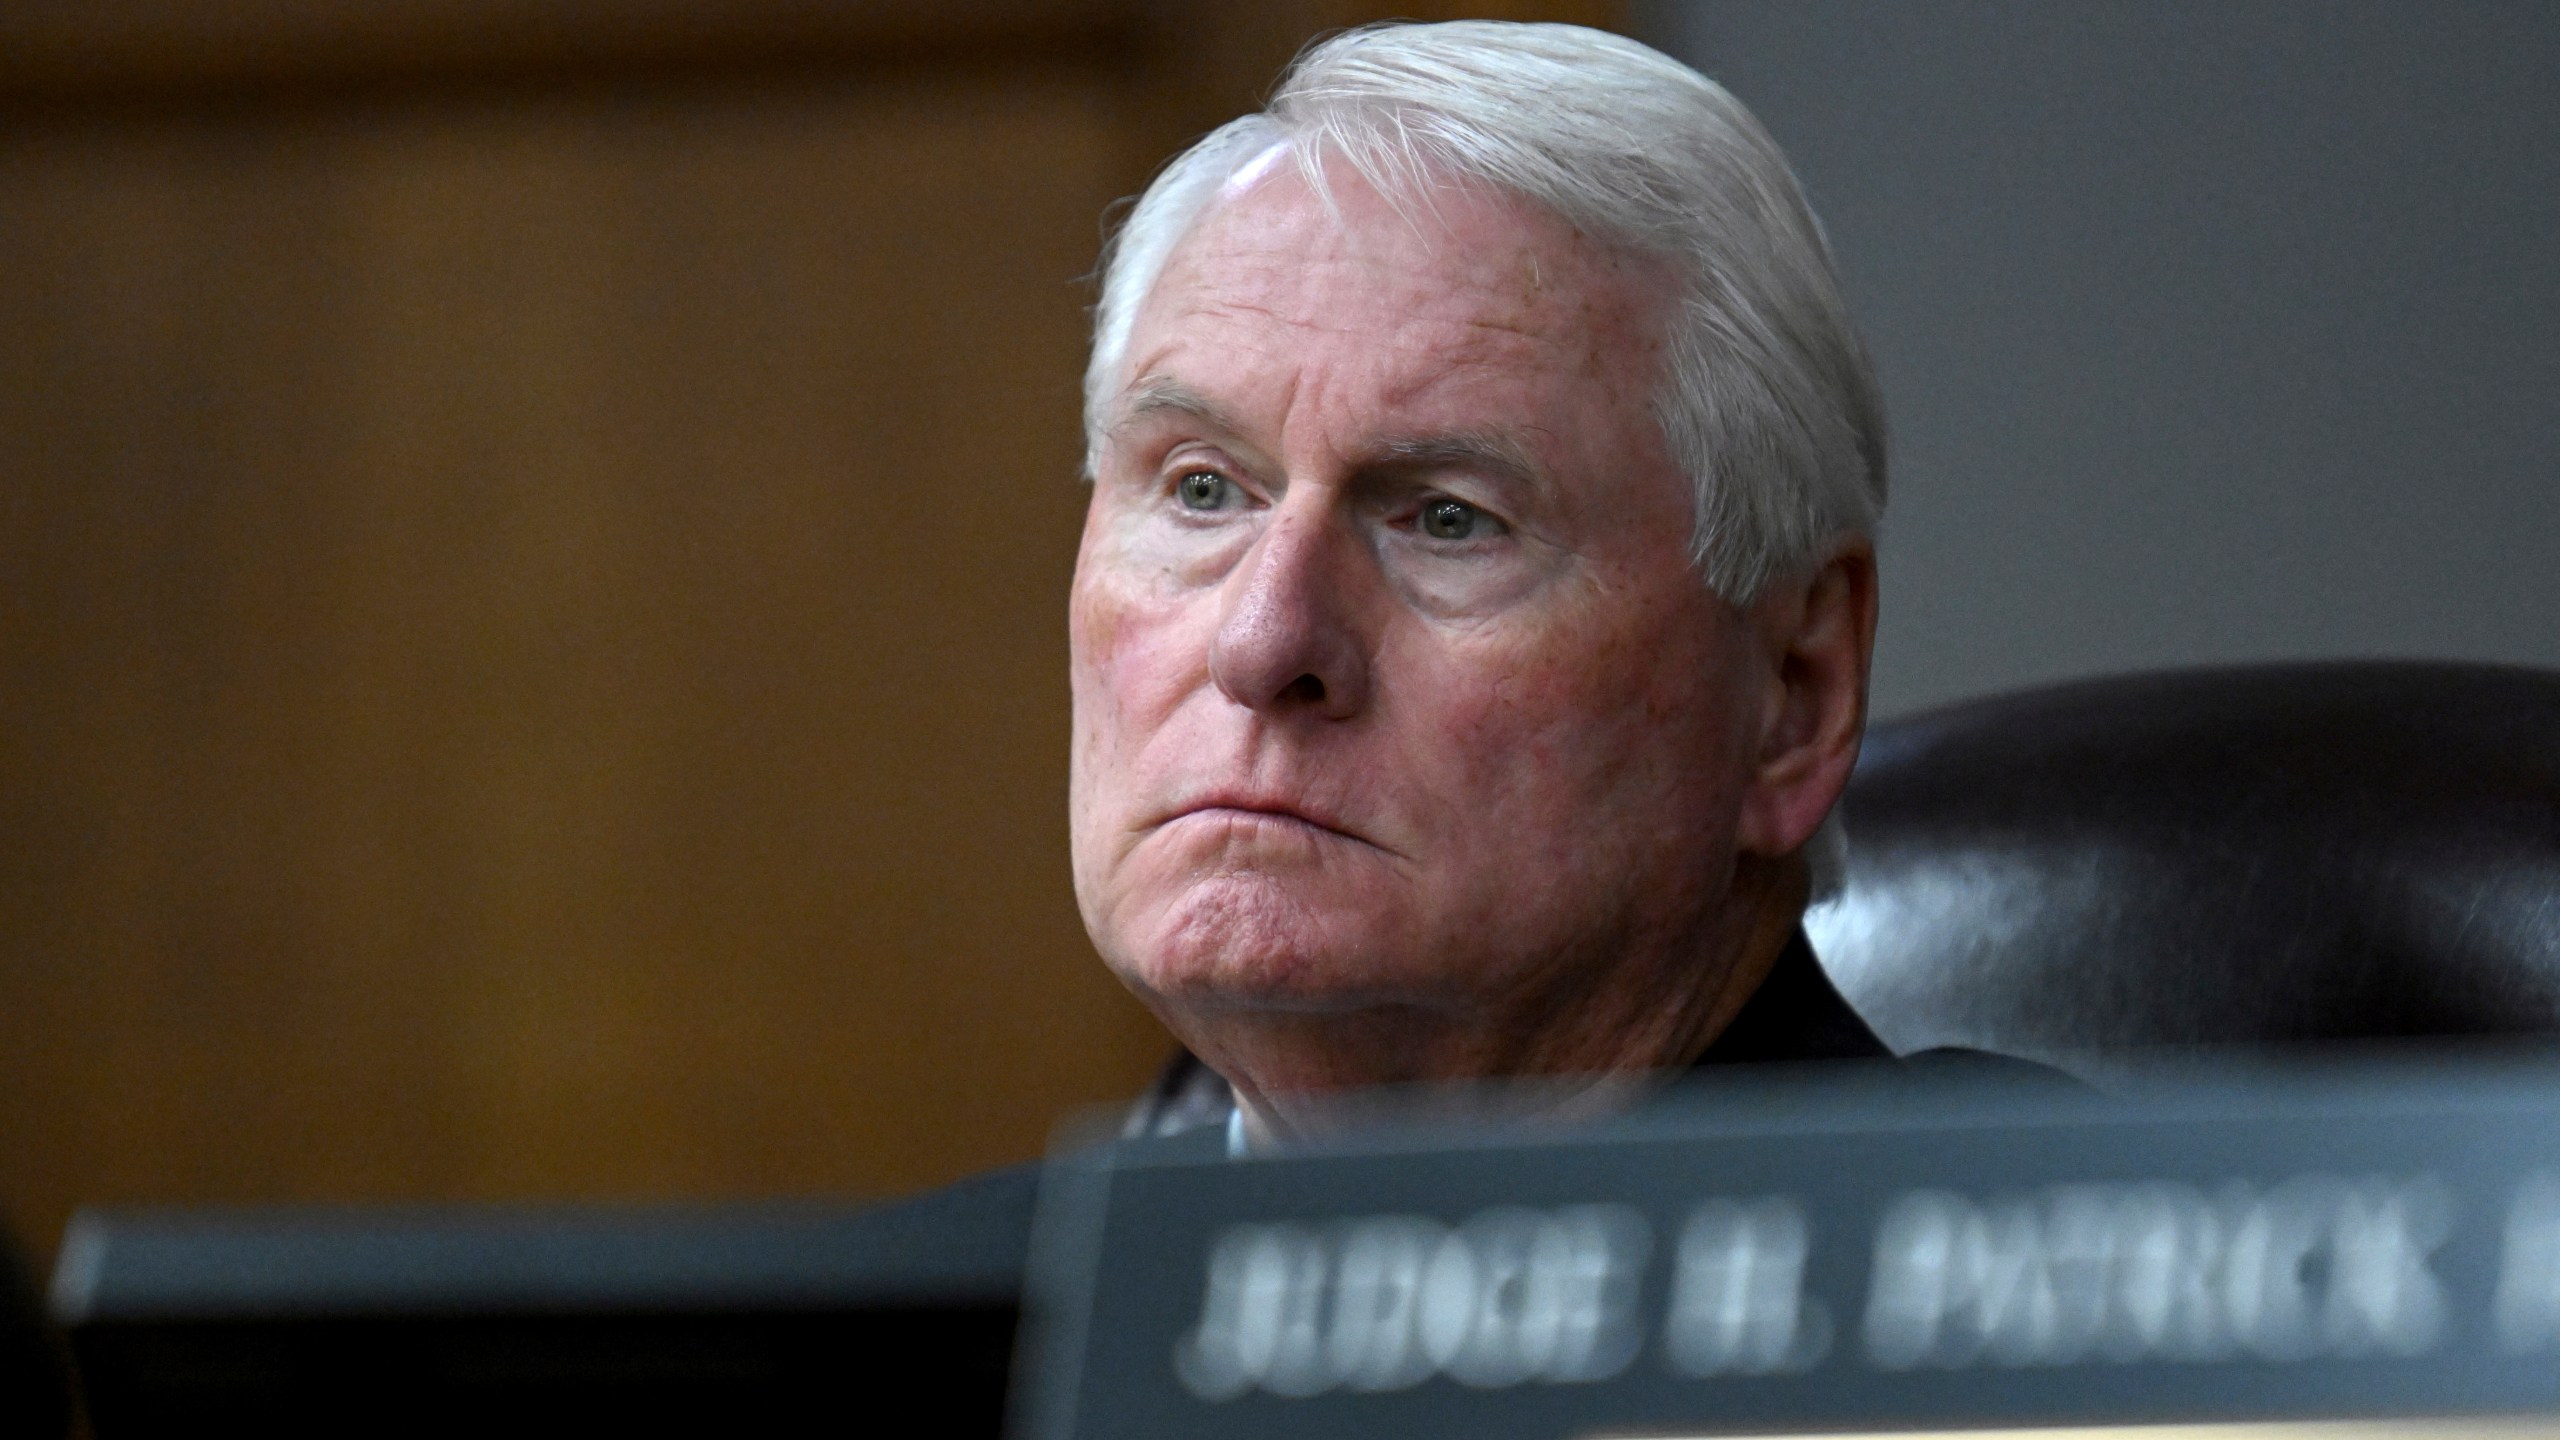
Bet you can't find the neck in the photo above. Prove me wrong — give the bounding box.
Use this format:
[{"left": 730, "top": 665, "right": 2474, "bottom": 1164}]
[{"left": 1205, "top": 857, "right": 1812, "bottom": 1145}]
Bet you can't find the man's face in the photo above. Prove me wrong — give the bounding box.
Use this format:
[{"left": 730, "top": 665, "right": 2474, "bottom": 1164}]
[{"left": 1068, "top": 160, "right": 1777, "bottom": 1091}]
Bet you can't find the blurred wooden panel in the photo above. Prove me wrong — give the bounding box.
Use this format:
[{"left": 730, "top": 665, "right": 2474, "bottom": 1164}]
[
  {"left": 0, "top": 0, "right": 1626, "bottom": 1265},
  {"left": 0, "top": 1, "right": 1139, "bottom": 104},
  {"left": 0, "top": 68, "right": 1159, "bottom": 1247}
]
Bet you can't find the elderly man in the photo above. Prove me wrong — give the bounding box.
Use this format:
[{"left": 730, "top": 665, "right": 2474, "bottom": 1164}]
[{"left": 1069, "top": 21, "right": 1890, "bottom": 1149}]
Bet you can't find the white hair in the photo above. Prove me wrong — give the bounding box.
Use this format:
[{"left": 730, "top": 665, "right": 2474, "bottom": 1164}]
[{"left": 1082, "top": 19, "right": 1887, "bottom": 603}]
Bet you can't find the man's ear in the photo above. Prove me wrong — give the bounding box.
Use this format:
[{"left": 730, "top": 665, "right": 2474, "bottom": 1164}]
[{"left": 1734, "top": 540, "right": 1878, "bottom": 858}]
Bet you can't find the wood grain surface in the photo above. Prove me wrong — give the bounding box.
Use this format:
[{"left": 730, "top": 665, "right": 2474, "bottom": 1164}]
[{"left": 0, "top": 0, "right": 1626, "bottom": 1267}]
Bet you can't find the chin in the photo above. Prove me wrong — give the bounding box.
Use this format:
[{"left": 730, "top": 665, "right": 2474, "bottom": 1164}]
[{"left": 1107, "top": 871, "right": 1424, "bottom": 1017}]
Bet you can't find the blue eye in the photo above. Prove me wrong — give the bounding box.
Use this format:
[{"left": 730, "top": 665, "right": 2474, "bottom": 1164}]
[
  {"left": 1421, "top": 498, "right": 1486, "bottom": 540},
  {"left": 1177, "top": 470, "right": 1237, "bottom": 511}
]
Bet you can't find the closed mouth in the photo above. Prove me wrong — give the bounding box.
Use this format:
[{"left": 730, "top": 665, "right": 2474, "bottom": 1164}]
[
  {"left": 1181, "top": 803, "right": 1344, "bottom": 834},
  {"left": 1161, "top": 800, "right": 1389, "bottom": 854}
]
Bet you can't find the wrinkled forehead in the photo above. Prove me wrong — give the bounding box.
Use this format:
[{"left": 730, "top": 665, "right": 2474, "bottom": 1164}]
[{"left": 1115, "top": 149, "right": 1682, "bottom": 412}]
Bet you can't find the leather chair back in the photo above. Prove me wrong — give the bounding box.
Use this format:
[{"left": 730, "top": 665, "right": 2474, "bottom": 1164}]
[{"left": 1809, "top": 662, "right": 2560, "bottom": 1079}]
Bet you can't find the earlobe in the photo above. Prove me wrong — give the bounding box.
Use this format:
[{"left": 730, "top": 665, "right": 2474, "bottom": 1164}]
[{"left": 1734, "top": 542, "right": 1878, "bottom": 858}]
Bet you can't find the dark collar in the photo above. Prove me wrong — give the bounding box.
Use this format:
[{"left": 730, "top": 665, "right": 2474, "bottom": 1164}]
[
  {"left": 1691, "top": 925, "right": 1894, "bottom": 1066},
  {"left": 1125, "top": 927, "right": 1890, "bottom": 1139}
]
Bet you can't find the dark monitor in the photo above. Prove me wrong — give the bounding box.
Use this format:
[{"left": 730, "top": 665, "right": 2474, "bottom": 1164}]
[
  {"left": 4, "top": 1221, "right": 71, "bottom": 1439},
  {"left": 51, "top": 1164, "right": 1038, "bottom": 1437}
]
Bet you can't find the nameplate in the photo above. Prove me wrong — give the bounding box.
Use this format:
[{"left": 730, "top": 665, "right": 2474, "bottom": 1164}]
[{"left": 1016, "top": 1059, "right": 2560, "bottom": 1440}]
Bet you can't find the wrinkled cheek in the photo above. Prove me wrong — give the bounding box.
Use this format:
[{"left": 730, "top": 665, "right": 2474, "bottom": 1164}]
[
  {"left": 1071, "top": 587, "right": 1202, "bottom": 768},
  {"left": 1415, "top": 639, "right": 1738, "bottom": 891},
  {"left": 1068, "top": 570, "right": 1157, "bottom": 747},
  {"left": 1067, "top": 577, "right": 1216, "bottom": 900},
  {"left": 1424, "top": 653, "right": 1598, "bottom": 798},
  {"left": 1067, "top": 573, "right": 1136, "bottom": 894}
]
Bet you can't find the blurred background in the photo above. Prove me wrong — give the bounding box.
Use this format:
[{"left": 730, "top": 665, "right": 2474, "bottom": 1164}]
[
  {"left": 2, "top": 0, "right": 2553, "bottom": 1273},
  {"left": 1644, "top": 1, "right": 2560, "bottom": 715},
  {"left": 0, "top": 0, "right": 1618, "bottom": 1271}
]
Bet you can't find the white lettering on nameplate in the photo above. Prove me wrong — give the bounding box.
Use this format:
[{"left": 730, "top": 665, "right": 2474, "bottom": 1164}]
[
  {"left": 2492, "top": 1170, "right": 2560, "bottom": 1351},
  {"left": 1175, "top": 1205, "right": 1652, "bottom": 1401},
  {"left": 1861, "top": 1176, "right": 2452, "bottom": 1368},
  {"left": 1664, "top": 1198, "right": 1830, "bottom": 1375}
]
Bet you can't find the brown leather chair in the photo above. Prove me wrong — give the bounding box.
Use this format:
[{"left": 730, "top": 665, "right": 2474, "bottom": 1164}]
[{"left": 1810, "top": 661, "right": 2560, "bottom": 1083}]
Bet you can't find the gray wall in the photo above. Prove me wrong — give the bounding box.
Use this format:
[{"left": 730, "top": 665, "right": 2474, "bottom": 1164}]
[{"left": 1641, "top": 1, "right": 2560, "bottom": 717}]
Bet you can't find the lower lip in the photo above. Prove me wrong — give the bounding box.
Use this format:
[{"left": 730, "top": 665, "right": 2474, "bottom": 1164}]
[{"left": 1177, "top": 806, "right": 1338, "bottom": 835}]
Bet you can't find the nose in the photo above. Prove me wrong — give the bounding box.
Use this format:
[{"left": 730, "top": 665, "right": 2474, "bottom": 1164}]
[{"left": 1207, "top": 510, "right": 1371, "bottom": 720}]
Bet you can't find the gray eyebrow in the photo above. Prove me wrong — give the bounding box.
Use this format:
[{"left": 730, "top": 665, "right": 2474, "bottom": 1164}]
[
  {"left": 1369, "top": 430, "right": 1549, "bottom": 492},
  {"left": 1108, "top": 377, "right": 1248, "bottom": 442},
  {"left": 1109, "top": 378, "right": 1549, "bottom": 492}
]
